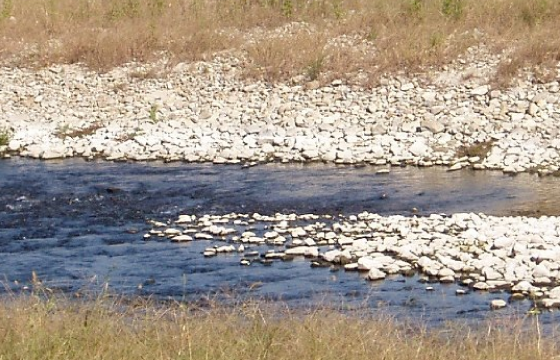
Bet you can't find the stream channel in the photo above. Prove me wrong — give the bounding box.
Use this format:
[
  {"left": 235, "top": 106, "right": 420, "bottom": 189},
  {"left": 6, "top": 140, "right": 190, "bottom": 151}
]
[{"left": 1, "top": 158, "right": 560, "bottom": 325}]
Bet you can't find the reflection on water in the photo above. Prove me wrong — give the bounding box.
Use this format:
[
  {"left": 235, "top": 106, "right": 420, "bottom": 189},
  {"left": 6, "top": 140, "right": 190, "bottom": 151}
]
[{"left": 1, "top": 158, "right": 560, "bottom": 325}]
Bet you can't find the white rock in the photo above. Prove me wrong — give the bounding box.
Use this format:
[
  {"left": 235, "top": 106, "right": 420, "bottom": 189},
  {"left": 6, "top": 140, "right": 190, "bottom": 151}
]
[
  {"left": 471, "top": 85, "right": 489, "bottom": 96},
  {"left": 171, "top": 235, "right": 193, "bottom": 242},
  {"left": 490, "top": 299, "right": 507, "bottom": 310},
  {"left": 511, "top": 281, "right": 534, "bottom": 293},
  {"left": 400, "top": 82, "right": 414, "bottom": 91},
  {"left": 195, "top": 233, "right": 213, "bottom": 240},
  {"left": 547, "top": 286, "right": 560, "bottom": 299},
  {"left": 473, "top": 282, "right": 490, "bottom": 291},
  {"left": 492, "top": 236, "right": 513, "bottom": 249},
  {"left": 357, "top": 256, "right": 383, "bottom": 271},
  {"left": 321, "top": 249, "right": 342, "bottom": 263},
  {"left": 7, "top": 140, "right": 21, "bottom": 151},
  {"left": 409, "top": 140, "right": 430, "bottom": 158},
  {"left": 438, "top": 268, "right": 455, "bottom": 278},
  {"left": 533, "top": 264, "right": 552, "bottom": 279},
  {"left": 541, "top": 298, "right": 560, "bottom": 308},
  {"left": 367, "top": 268, "right": 386, "bottom": 281},
  {"left": 164, "top": 228, "right": 182, "bottom": 236}
]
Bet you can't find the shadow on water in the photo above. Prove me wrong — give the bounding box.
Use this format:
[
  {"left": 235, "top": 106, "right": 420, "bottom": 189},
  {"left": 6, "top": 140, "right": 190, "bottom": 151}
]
[{"left": 1, "top": 158, "right": 560, "bottom": 325}]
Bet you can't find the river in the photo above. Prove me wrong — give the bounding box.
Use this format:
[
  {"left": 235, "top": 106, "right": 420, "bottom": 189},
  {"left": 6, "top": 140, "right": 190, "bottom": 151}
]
[{"left": 1, "top": 158, "right": 560, "bottom": 324}]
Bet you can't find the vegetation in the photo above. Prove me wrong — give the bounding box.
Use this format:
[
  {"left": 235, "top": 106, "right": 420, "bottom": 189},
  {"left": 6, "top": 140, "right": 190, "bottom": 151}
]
[
  {"left": 55, "top": 122, "right": 102, "bottom": 139},
  {"left": 0, "top": 0, "right": 558, "bottom": 85},
  {"left": 0, "top": 293, "right": 557, "bottom": 360},
  {"left": 149, "top": 103, "right": 159, "bottom": 123},
  {"left": 0, "top": 127, "right": 11, "bottom": 146}
]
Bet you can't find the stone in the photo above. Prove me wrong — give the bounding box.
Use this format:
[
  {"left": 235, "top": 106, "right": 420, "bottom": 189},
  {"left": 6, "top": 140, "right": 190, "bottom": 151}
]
[
  {"left": 511, "top": 281, "right": 534, "bottom": 293},
  {"left": 541, "top": 298, "right": 560, "bottom": 308},
  {"left": 438, "top": 268, "right": 455, "bottom": 278},
  {"left": 7, "top": 140, "right": 21, "bottom": 151},
  {"left": 547, "top": 286, "right": 560, "bottom": 299},
  {"left": 533, "top": 263, "right": 552, "bottom": 279},
  {"left": 409, "top": 140, "right": 430, "bottom": 158},
  {"left": 447, "top": 163, "right": 463, "bottom": 171},
  {"left": 400, "top": 82, "right": 414, "bottom": 91},
  {"left": 322, "top": 249, "right": 342, "bottom": 263},
  {"left": 421, "top": 119, "right": 445, "bottom": 133},
  {"left": 164, "top": 228, "right": 182, "bottom": 236},
  {"left": 473, "top": 282, "right": 490, "bottom": 291},
  {"left": 367, "top": 268, "right": 386, "bottom": 281},
  {"left": 171, "top": 234, "right": 193, "bottom": 242},
  {"left": 357, "top": 256, "right": 383, "bottom": 271},
  {"left": 195, "top": 233, "right": 213, "bottom": 240},
  {"left": 490, "top": 299, "right": 507, "bottom": 310},
  {"left": 483, "top": 267, "right": 502, "bottom": 281},
  {"left": 492, "top": 236, "right": 513, "bottom": 249},
  {"left": 471, "top": 85, "right": 489, "bottom": 96}
]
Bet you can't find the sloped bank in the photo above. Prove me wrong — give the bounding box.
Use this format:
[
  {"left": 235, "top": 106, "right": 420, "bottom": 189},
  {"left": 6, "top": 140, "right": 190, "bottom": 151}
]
[
  {"left": 148, "top": 211, "right": 560, "bottom": 311},
  {"left": 0, "top": 59, "right": 559, "bottom": 174}
]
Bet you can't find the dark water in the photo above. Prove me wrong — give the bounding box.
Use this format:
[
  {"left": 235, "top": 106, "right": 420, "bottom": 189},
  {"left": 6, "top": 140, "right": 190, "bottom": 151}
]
[{"left": 1, "top": 158, "right": 560, "bottom": 324}]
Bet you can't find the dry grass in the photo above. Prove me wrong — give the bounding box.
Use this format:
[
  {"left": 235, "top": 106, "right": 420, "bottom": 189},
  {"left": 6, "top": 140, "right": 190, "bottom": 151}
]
[
  {"left": 0, "top": 293, "right": 558, "bottom": 360},
  {"left": 55, "top": 122, "right": 103, "bottom": 139},
  {"left": 0, "top": 0, "right": 559, "bottom": 85}
]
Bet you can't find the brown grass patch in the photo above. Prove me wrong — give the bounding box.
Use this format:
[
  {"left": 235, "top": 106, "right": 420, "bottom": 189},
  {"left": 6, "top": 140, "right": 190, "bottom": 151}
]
[
  {"left": 56, "top": 122, "right": 103, "bottom": 140},
  {"left": 0, "top": 0, "right": 559, "bottom": 84},
  {"left": 0, "top": 294, "right": 558, "bottom": 360},
  {"left": 456, "top": 140, "right": 496, "bottom": 159}
]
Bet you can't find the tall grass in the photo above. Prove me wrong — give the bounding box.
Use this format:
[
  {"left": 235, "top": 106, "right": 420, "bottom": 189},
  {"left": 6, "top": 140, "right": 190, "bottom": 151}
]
[
  {"left": 0, "top": 0, "right": 559, "bottom": 84},
  {"left": 0, "top": 294, "right": 558, "bottom": 360}
]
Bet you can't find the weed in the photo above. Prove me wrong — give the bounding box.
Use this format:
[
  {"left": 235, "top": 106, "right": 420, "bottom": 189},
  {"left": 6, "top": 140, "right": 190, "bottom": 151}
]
[
  {"left": 332, "top": 0, "right": 345, "bottom": 20},
  {"left": 493, "top": 57, "right": 522, "bottom": 88},
  {"left": 520, "top": 0, "right": 550, "bottom": 27},
  {"left": 128, "top": 68, "right": 161, "bottom": 80},
  {"left": 55, "top": 123, "right": 71, "bottom": 137},
  {"left": 366, "top": 28, "right": 378, "bottom": 41},
  {"left": 430, "top": 32, "right": 444, "bottom": 49},
  {"left": 55, "top": 123, "right": 102, "bottom": 139},
  {"left": 0, "top": 127, "right": 10, "bottom": 146},
  {"left": 441, "top": 0, "right": 463, "bottom": 20},
  {"left": 112, "top": 82, "right": 128, "bottom": 93},
  {"left": 0, "top": 0, "right": 12, "bottom": 20},
  {"left": 306, "top": 54, "right": 325, "bottom": 81},
  {"left": 408, "top": 0, "right": 423, "bottom": 18},
  {"left": 149, "top": 104, "right": 159, "bottom": 123},
  {"left": 456, "top": 139, "right": 495, "bottom": 159},
  {"left": 107, "top": 0, "right": 141, "bottom": 21},
  {"left": 281, "top": 0, "right": 294, "bottom": 18},
  {"left": 148, "top": 0, "right": 166, "bottom": 16}
]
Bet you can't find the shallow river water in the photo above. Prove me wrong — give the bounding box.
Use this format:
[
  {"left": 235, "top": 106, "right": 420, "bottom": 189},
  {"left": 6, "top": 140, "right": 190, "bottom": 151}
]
[{"left": 1, "top": 158, "right": 560, "bottom": 324}]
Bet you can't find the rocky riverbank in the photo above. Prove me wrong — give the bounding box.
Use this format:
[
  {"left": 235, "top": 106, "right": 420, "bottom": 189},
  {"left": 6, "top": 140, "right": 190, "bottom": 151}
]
[
  {"left": 149, "top": 211, "right": 560, "bottom": 311},
  {"left": 0, "top": 56, "right": 559, "bottom": 174}
]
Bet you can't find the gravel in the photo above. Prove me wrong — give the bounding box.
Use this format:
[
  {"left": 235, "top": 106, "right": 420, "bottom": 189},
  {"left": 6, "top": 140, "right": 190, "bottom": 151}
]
[{"left": 0, "top": 57, "right": 559, "bottom": 174}]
